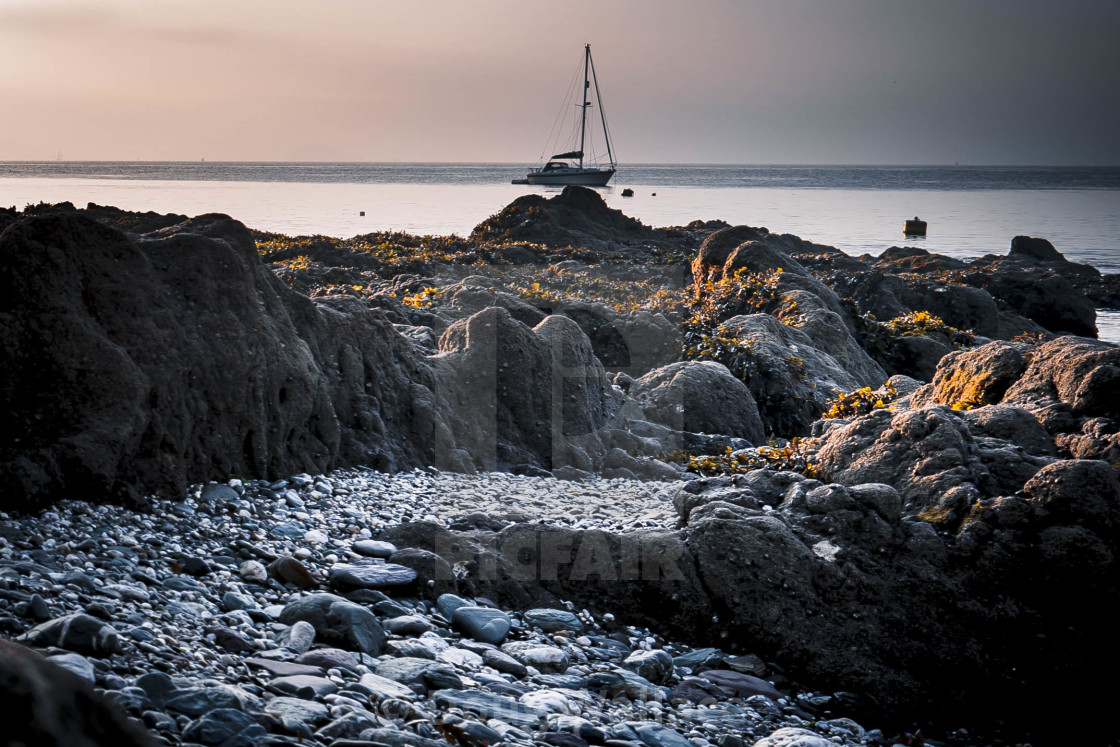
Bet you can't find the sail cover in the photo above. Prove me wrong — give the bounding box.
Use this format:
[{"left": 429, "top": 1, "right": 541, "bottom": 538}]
[{"left": 551, "top": 150, "right": 583, "bottom": 159}]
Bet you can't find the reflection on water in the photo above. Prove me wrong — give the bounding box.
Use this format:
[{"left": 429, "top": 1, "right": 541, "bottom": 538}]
[
  {"left": 2, "top": 176, "right": 1118, "bottom": 273},
  {"left": 1097, "top": 310, "right": 1120, "bottom": 344}
]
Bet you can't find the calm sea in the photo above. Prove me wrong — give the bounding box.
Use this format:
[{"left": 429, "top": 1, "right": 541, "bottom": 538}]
[{"left": 3, "top": 161, "right": 1118, "bottom": 339}]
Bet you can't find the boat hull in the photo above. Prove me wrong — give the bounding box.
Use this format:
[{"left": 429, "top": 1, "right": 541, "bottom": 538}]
[{"left": 524, "top": 169, "right": 615, "bottom": 186}]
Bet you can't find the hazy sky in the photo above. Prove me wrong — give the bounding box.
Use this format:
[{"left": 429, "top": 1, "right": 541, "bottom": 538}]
[{"left": 2, "top": 0, "right": 1118, "bottom": 164}]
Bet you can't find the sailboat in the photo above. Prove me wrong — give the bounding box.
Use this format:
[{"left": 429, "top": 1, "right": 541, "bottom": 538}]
[{"left": 515, "top": 44, "right": 616, "bottom": 186}]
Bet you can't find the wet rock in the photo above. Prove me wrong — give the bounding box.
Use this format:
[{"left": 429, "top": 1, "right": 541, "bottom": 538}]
[
  {"left": 267, "top": 556, "right": 319, "bottom": 589},
  {"left": 452, "top": 606, "right": 512, "bottom": 645},
  {"left": 697, "top": 670, "right": 782, "bottom": 700},
  {"left": 264, "top": 696, "right": 331, "bottom": 731},
  {"left": 295, "top": 648, "right": 361, "bottom": 673},
  {"left": 270, "top": 674, "right": 338, "bottom": 698}
]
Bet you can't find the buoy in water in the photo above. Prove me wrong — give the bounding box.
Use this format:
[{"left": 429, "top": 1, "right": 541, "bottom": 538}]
[
  {"left": 904, "top": 216, "right": 927, "bottom": 236},
  {"left": 360, "top": 211, "right": 365, "bottom": 216},
  {"left": 621, "top": 188, "right": 634, "bottom": 197}
]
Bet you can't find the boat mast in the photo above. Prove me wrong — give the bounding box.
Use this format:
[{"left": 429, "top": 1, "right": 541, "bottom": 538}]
[
  {"left": 578, "top": 43, "right": 590, "bottom": 170},
  {"left": 588, "top": 47, "right": 614, "bottom": 169}
]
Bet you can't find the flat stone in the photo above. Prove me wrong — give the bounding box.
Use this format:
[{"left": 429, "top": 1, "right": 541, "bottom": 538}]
[
  {"left": 502, "top": 641, "right": 571, "bottom": 673},
  {"left": 46, "top": 652, "right": 95, "bottom": 683},
  {"left": 375, "top": 657, "right": 462, "bottom": 692},
  {"left": 164, "top": 683, "right": 256, "bottom": 717},
  {"left": 357, "top": 672, "right": 418, "bottom": 701},
  {"left": 524, "top": 608, "right": 584, "bottom": 633},
  {"left": 385, "top": 615, "right": 433, "bottom": 635},
  {"left": 270, "top": 674, "right": 338, "bottom": 698},
  {"left": 482, "top": 649, "right": 528, "bottom": 678},
  {"left": 295, "top": 648, "right": 362, "bottom": 673},
  {"left": 244, "top": 657, "right": 325, "bottom": 677},
  {"left": 352, "top": 540, "right": 398, "bottom": 558},
  {"left": 16, "top": 613, "right": 120, "bottom": 655},
  {"left": 328, "top": 560, "right": 417, "bottom": 590},
  {"left": 696, "top": 670, "right": 782, "bottom": 700},
  {"left": 430, "top": 689, "right": 543, "bottom": 730},
  {"left": 183, "top": 708, "right": 267, "bottom": 745},
  {"left": 633, "top": 722, "right": 694, "bottom": 747},
  {"left": 265, "top": 696, "right": 331, "bottom": 729},
  {"left": 521, "top": 689, "right": 575, "bottom": 716},
  {"left": 452, "top": 606, "right": 511, "bottom": 645}
]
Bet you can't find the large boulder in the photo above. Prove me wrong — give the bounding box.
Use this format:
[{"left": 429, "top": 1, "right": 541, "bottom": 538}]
[
  {"left": 628, "top": 361, "right": 765, "bottom": 443},
  {"left": 911, "top": 340, "right": 1031, "bottom": 409},
  {"left": 0, "top": 213, "right": 440, "bottom": 509}
]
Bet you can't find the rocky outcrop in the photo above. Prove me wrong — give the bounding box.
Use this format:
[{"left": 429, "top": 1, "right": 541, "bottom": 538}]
[
  {"left": 470, "top": 186, "right": 674, "bottom": 252},
  {"left": 814, "top": 405, "right": 1053, "bottom": 522},
  {"left": 378, "top": 460, "right": 1120, "bottom": 743},
  {"left": 0, "top": 213, "right": 442, "bottom": 509},
  {"left": 0, "top": 211, "right": 663, "bottom": 510}
]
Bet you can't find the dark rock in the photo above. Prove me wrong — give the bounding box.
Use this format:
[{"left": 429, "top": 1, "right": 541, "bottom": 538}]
[
  {"left": 470, "top": 186, "right": 652, "bottom": 252},
  {"left": 1004, "top": 336, "right": 1120, "bottom": 421},
  {"left": 17, "top": 613, "right": 120, "bottom": 655},
  {"left": 244, "top": 658, "right": 325, "bottom": 677},
  {"left": 387, "top": 548, "right": 454, "bottom": 597},
  {"left": 277, "top": 593, "right": 385, "bottom": 655},
  {"left": 697, "top": 670, "right": 783, "bottom": 700},
  {"left": 0, "top": 212, "right": 439, "bottom": 509},
  {"left": 1022, "top": 459, "right": 1120, "bottom": 529},
  {"left": 621, "top": 649, "right": 674, "bottom": 685},
  {"left": 0, "top": 641, "right": 159, "bottom": 746},
  {"left": 294, "top": 648, "right": 361, "bottom": 673},
  {"left": 1010, "top": 235, "right": 1066, "bottom": 263},
  {"left": 270, "top": 674, "right": 338, "bottom": 698}
]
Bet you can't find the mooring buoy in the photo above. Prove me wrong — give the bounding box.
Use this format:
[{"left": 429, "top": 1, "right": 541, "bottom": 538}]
[{"left": 904, "top": 216, "right": 927, "bottom": 236}]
